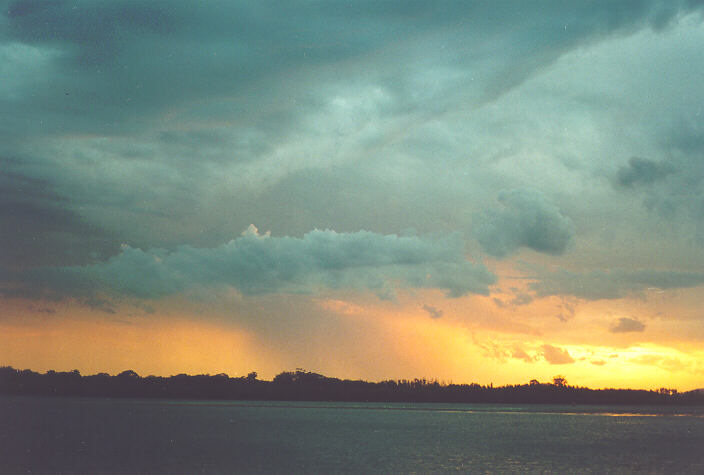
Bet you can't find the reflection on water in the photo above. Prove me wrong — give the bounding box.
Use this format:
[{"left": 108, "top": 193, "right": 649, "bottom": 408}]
[{"left": 1, "top": 397, "right": 703, "bottom": 473}]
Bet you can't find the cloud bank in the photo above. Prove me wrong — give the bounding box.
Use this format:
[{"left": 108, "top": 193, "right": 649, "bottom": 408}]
[
  {"left": 530, "top": 269, "right": 704, "bottom": 300},
  {"left": 7, "top": 226, "right": 496, "bottom": 300}
]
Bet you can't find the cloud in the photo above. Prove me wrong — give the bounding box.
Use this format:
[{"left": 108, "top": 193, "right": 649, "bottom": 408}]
[
  {"left": 0, "top": 169, "right": 117, "bottom": 269},
  {"left": 421, "top": 304, "right": 443, "bottom": 319},
  {"left": 6, "top": 226, "right": 496, "bottom": 300},
  {"left": 1, "top": 1, "right": 704, "bottom": 304},
  {"left": 477, "top": 189, "right": 575, "bottom": 258},
  {"left": 610, "top": 317, "right": 646, "bottom": 333},
  {"left": 616, "top": 157, "right": 674, "bottom": 187},
  {"left": 617, "top": 137, "right": 704, "bottom": 241},
  {"left": 1, "top": 1, "right": 703, "bottom": 272},
  {"left": 611, "top": 124, "right": 704, "bottom": 241},
  {"left": 541, "top": 344, "right": 575, "bottom": 365},
  {"left": 530, "top": 268, "right": 704, "bottom": 300},
  {"left": 510, "top": 292, "right": 534, "bottom": 306},
  {"left": 81, "top": 296, "right": 116, "bottom": 315},
  {"left": 629, "top": 354, "right": 688, "bottom": 373},
  {"left": 555, "top": 297, "right": 576, "bottom": 322},
  {"left": 511, "top": 347, "right": 536, "bottom": 363}
]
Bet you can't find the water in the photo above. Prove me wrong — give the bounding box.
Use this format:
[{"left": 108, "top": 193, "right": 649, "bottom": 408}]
[{"left": 1, "top": 397, "right": 703, "bottom": 473}]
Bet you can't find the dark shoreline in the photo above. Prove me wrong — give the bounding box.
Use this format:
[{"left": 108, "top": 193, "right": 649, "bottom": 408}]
[{"left": 3, "top": 366, "right": 703, "bottom": 406}]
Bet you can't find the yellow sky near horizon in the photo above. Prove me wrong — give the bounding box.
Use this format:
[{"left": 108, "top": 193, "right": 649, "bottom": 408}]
[{"left": 2, "top": 282, "right": 703, "bottom": 391}]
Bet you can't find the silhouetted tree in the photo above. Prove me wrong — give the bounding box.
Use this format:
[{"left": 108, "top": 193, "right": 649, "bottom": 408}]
[
  {"left": 117, "top": 370, "right": 139, "bottom": 379},
  {"left": 1, "top": 365, "right": 703, "bottom": 405}
]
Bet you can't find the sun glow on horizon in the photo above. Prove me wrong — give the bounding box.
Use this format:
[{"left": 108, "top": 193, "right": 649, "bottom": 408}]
[{"left": 1, "top": 288, "right": 702, "bottom": 392}]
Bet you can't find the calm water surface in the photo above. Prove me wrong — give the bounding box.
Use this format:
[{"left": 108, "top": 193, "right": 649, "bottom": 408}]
[{"left": 1, "top": 397, "right": 703, "bottom": 473}]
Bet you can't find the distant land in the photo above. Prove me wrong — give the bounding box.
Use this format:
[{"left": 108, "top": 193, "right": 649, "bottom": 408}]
[{"left": 2, "top": 366, "right": 703, "bottom": 406}]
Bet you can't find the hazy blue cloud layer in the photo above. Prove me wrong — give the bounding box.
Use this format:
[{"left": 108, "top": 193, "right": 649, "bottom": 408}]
[
  {"left": 6, "top": 226, "right": 495, "bottom": 300},
  {"left": 530, "top": 269, "right": 704, "bottom": 300},
  {"left": 2, "top": 1, "right": 704, "bottom": 304}
]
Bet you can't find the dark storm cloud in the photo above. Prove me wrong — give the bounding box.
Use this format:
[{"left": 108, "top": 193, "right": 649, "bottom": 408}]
[
  {"left": 614, "top": 123, "right": 704, "bottom": 235},
  {"left": 610, "top": 317, "right": 646, "bottom": 333},
  {"left": 616, "top": 157, "right": 675, "bottom": 187},
  {"left": 6, "top": 226, "right": 496, "bottom": 300},
  {"left": 633, "top": 153, "right": 704, "bottom": 243},
  {"left": 477, "top": 189, "right": 575, "bottom": 258},
  {"left": 666, "top": 117, "right": 704, "bottom": 155},
  {"left": 1, "top": 0, "right": 412, "bottom": 136},
  {"left": 2, "top": 0, "right": 704, "bottom": 276},
  {"left": 0, "top": 167, "right": 117, "bottom": 269},
  {"left": 2, "top": 0, "right": 701, "bottom": 137},
  {"left": 530, "top": 269, "right": 704, "bottom": 300},
  {"left": 4, "top": 0, "right": 174, "bottom": 63}
]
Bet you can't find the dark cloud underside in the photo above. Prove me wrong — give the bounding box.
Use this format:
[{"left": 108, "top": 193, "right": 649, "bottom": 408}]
[
  {"left": 4, "top": 226, "right": 496, "bottom": 300},
  {"left": 477, "top": 189, "right": 575, "bottom": 258},
  {"left": 616, "top": 157, "right": 675, "bottom": 187},
  {"left": 530, "top": 269, "right": 704, "bottom": 300}
]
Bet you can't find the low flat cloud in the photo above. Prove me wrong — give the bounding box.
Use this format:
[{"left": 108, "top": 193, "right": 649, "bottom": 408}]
[
  {"left": 6, "top": 225, "right": 496, "bottom": 300},
  {"left": 477, "top": 189, "right": 575, "bottom": 258},
  {"left": 530, "top": 269, "right": 704, "bottom": 300},
  {"left": 81, "top": 296, "right": 116, "bottom": 315},
  {"left": 629, "top": 354, "right": 688, "bottom": 373},
  {"left": 541, "top": 344, "right": 575, "bottom": 365},
  {"left": 610, "top": 317, "right": 646, "bottom": 333}
]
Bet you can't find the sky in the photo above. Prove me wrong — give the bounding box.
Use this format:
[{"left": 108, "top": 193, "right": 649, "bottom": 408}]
[{"left": 2, "top": 0, "right": 704, "bottom": 390}]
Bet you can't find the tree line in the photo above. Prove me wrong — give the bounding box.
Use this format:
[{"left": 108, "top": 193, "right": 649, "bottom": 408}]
[{"left": 1, "top": 366, "right": 702, "bottom": 405}]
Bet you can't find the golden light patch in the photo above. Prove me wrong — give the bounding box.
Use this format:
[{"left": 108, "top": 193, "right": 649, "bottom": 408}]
[
  {"left": 0, "top": 303, "right": 277, "bottom": 378},
  {"left": 3, "top": 288, "right": 703, "bottom": 391}
]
